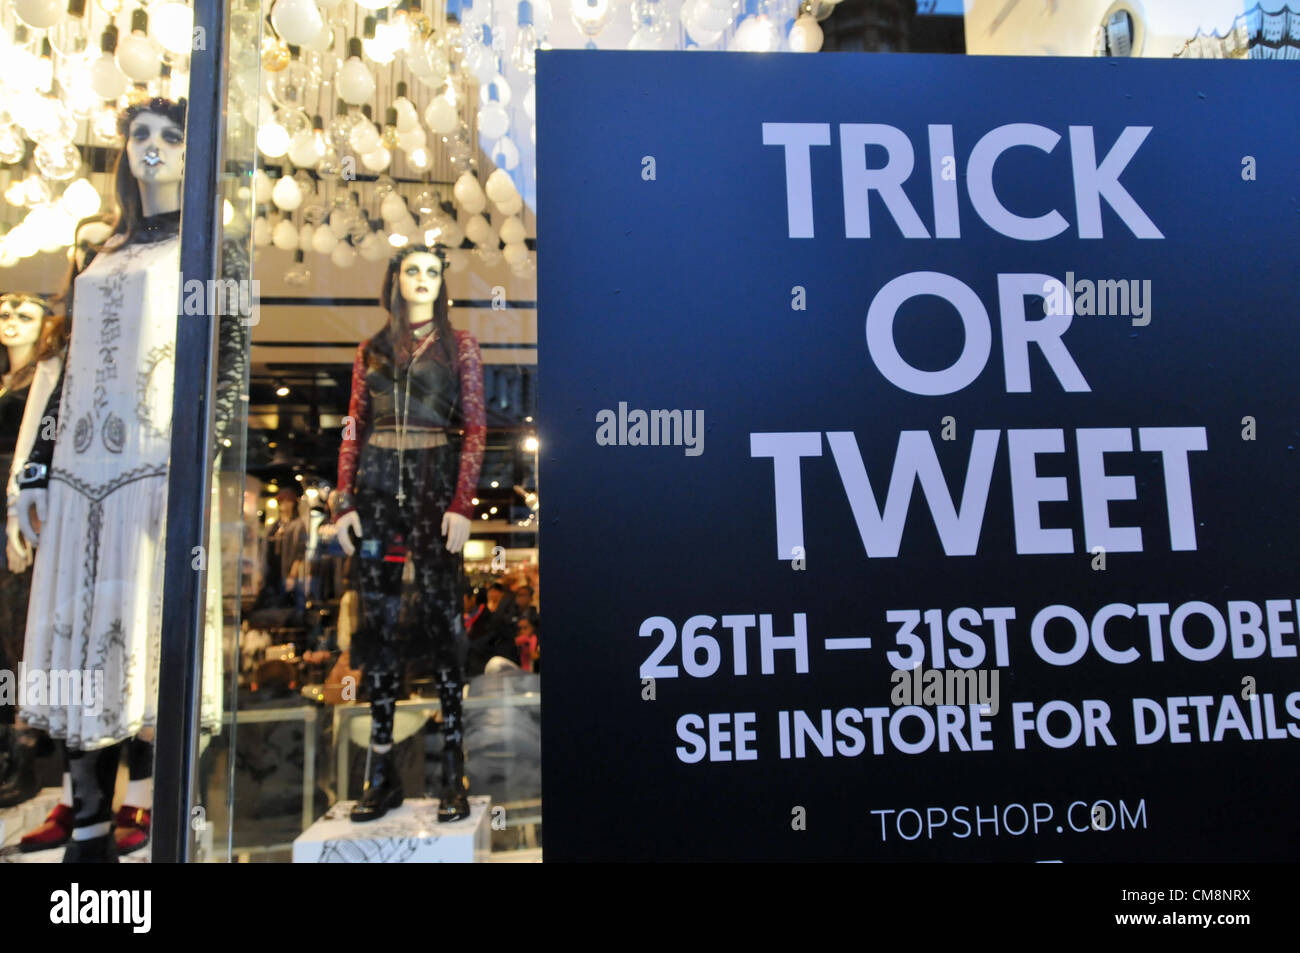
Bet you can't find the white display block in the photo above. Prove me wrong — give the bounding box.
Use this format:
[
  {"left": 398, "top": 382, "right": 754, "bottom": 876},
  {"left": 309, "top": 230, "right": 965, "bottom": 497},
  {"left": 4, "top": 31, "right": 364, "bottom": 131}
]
[
  {"left": 293, "top": 796, "right": 492, "bottom": 863},
  {"left": 0, "top": 788, "right": 61, "bottom": 850}
]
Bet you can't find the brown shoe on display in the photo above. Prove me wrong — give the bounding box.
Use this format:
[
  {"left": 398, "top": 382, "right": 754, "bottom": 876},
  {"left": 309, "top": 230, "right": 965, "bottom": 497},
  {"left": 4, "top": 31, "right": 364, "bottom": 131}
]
[
  {"left": 113, "top": 805, "right": 150, "bottom": 854},
  {"left": 19, "top": 803, "right": 74, "bottom": 853}
]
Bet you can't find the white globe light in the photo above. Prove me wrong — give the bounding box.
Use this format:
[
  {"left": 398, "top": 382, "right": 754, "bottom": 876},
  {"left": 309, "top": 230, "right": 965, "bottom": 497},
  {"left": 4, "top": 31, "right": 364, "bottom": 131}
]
[
  {"left": 361, "top": 147, "right": 391, "bottom": 172},
  {"left": 270, "top": 0, "right": 325, "bottom": 48},
  {"left": 452, "top": 173, "right": 487, "bottom": 215},
  {"left": 298, "top": 223, "right": 315, "bottom": 249},
  {"left": 380, "top": 192, "right": 408, "bottom": 224},
  {"left": 464, "top": 214, "right": 494, "bottom": 247},
  {"left": 5, "top": 224, "right": 37, "bottom": 258},
  {"left": 484, "top": 168, "right": 519, "bottom": 206},
  {"left": 495, "top": 192, "right": 524, "bottom": 217},
  {"left": 14, "top": 0, "right": 64, "bottom": 29},
  {"left": 151, "top": 3, "right": 196, "bottom": 56},
  {"left": 522, "top": 84, "right": 536, "bottom": 121},
  {"left": 491, "top": 137, "right": 520, "bottom": 172},
  {"left": 272, "top": 174, "right": 303, "bottom": 211},
  {"left": 337, "top": 57, "right": 376, "bottom": 105},
  {"left": 60, "top": 178, "right": 101, "bottom": 218},
  {"left": 89, "top": 53, "right": 128, "bottom": 100},
  {"left": 272, "top": 219, "right": 299, "bottom": 250},
  {"left": 570, "top": 0, "right": 611, "bottom": 36},
  {"left": 424, "top": 97, "right": 458, "bottom": 135},
  {"left": 253, "top": 169, "right": 275, "bottom": 204},
  {"left": 394, "top": 100, "right": 420, "bottom": 133},
  {"left": 253, "top": 217, "right": 272, "bottom": 247},
  {"left": 330, "top": 241, "right": 357, "bottom": 268},
  {"left": 683, "top": 0, "right": 725, "bottom": 45},
  {"left": 257, "top": 122, "right": 291, "bottom": 158},
  {"left": 288, "top": 130, "right": 324, "bottom": 167},
  {"left": 502, "top": 241, "right": 528, "bottom": 265},
  {"left": 348, "top": 120, "right": 380, "bottom": 154},
  {"left": 359, "top": 232, "right": 387, "bottom": 261},
  {"left": 629, "top": 29, "right": 671, "bottom": 50},
  {"left": 477, "top": 103, "right": 510, "bottom": 141},
  {"left": 788, "top": 15, "right": 824, "bottom": 53},
  {"left": 397, "top": 127, "right": 426, "bottom": 152},
  {"left": 353, "top": 0, "right": 388, "bottom": 10},
  {"left": 734, "top": 14, "right": 780, "bottom": 52},
  {"left": 116, "top": 33, "right": 161, "bottom": 83},
  {"left": 311, "top": 226, "right": 338, "bottom": 254},
  {"left": 499, "top": 215, "right": 526, "bottom": 245}
]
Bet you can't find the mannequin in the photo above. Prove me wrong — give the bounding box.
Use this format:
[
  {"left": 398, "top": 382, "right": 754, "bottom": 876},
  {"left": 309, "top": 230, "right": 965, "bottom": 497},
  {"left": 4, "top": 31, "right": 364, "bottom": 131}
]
[
  {"left": 0, "top": 293, "right": 64, "bottom": 810},
  {"left": 334, "top": 245, "right": 485, "bottom": 823},
  {"left": 12, "top": 98, "right": 248, "bottom": 862}
]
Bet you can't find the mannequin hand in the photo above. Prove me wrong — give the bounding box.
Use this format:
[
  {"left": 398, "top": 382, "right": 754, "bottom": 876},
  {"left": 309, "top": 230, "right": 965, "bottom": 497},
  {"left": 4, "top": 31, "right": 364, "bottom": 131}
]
[
  {"left": 336, "top": 510, "right": 362, "bottom": 556},
  {"left": 6, "top": 513, "right": 32, "bottom": 572},
  {"left": 442, "top": 511, "right": 470, "bottom": 554},
  {"left": 16, "top": 487, "right": 46, "bottom": 548}
]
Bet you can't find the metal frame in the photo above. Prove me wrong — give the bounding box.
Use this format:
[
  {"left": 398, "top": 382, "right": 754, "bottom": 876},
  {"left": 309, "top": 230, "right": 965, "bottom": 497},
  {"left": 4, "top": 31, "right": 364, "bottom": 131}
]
[{"left": 152, "top": 0, "right": 232, "bottom": 863}]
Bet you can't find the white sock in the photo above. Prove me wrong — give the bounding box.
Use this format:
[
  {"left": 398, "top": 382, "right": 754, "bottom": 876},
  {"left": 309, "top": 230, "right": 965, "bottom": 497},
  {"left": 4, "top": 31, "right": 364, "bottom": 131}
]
[
  {"left": 125, "top": 777, "right": 152, "bottom": 807},
  {"left": 60, "top": 772, "right": 73, "bottom": 808},
  {"left": 71, "top": 821, "right": 111, "bottom": 840}
]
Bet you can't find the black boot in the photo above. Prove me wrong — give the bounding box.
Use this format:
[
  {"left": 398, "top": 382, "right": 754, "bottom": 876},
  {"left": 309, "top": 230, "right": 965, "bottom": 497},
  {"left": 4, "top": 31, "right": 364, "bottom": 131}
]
[
  {"left": 0, "top": 729, "right": 45, "bottom": 808},
  {"left": 437, "top": 745, "right": 470, "bottom": 823},
  {"left": 350, "top": 748, "right": 403, "bottom": 823},
  {"left": 62, "top": 832, "right": 118, "bottom": 863}
]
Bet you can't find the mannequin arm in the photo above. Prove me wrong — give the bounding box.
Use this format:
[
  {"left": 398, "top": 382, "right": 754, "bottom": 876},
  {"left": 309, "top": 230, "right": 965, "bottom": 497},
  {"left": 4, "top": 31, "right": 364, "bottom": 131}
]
[
  {"left": 334, "top": 342, "right": 371, "bottom": 519},
  {"left": 448, "top": 331, "right": 486, "bottom": 520},
  {"left": 213, "top": 239, "right": 251, "bottom": 453}
]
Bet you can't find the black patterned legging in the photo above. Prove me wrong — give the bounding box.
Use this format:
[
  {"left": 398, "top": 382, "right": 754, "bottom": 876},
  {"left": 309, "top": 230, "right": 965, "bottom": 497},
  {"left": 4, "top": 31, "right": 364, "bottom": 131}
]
[{"left": 353, "top": 444, "right": 466, "bottom": 749}]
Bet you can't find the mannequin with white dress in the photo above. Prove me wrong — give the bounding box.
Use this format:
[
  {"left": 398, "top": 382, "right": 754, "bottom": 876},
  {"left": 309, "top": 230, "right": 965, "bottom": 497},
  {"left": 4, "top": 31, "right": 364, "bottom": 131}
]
[{"left": 13, "top": 98, "right": 247, "bottom": 862}]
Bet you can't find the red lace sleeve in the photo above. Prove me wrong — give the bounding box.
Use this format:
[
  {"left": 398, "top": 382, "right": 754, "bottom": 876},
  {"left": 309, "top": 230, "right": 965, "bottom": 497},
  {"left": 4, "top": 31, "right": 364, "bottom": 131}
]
[
  {"left": 450, "top": 330, "right": 485, "bottom": 519},
  {"left": 335, "top": 342, "right": 370, "bottom": 518}
]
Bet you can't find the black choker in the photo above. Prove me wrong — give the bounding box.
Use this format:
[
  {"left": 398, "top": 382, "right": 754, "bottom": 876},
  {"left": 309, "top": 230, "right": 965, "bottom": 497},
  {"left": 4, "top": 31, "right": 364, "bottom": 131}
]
[{"left": 131, "top": 209, "right": 182, "bottom": 244}]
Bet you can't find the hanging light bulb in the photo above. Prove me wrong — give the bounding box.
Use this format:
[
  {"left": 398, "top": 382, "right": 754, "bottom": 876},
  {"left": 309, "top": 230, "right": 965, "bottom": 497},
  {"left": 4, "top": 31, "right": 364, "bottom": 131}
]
[
  {"left": 253, "top": 168, "right": 274, "bottom": 204},
  {"left": 33, "top": 38, "right": 56, "bottom": 93},
  {"left": 116, "top": 9, "right": 161, "bottom": 82},
  {"left": 318, "top": 146, "right": 342, "bottom": 178},
  {"left": 256, "top": 117, "right": 290, "bottom": 158},
  {"left": 570, "top": 0, "right": 611, "bottom": 38},
  {"left": 380, "top": 191, "right": 408, "bottom": 223},
  {"left": 733, "top": 11, "right": 781, "bottom": 52},
  {"left": 337, "top": 38, "right": 375, "bottom": 105},
  {"left": 49, "top": 0, "right": 90, "bottom": 57},
  {"left": 4, "top": 178, "right": 28, "bottom": 207},
  {"left": 361, "top": 146, "right": 391, "bottom": 172},
  {"left": 151, "top": 1, "right": 195, "bottom": 57},
  {"left": 499, "top": 215, "right": 526, "bottom": 245},
  {"left": 380, "top": 107, "right": 399, "bottom": 149},
  {"left": 397, "top": 126, "right": 426, "bottom": 153},
  {"left": 311, "top": 225, "right": 337, "bottom": 254},
  {"left": 252, "top": 216, "right": 271, "bottom": 247},
  {"left": 361, "top": 16, "right": 395, "bottom": 65},
  {"left": 0, "top": 127, "right": 26, "bottom": 164},
  {"left": 484, "top": 168, "right": 519, "bottom": 207},
  {"left": 327, "top": 98, "right": 355, "bottom": 148},
  {"left": 628, "top": 0, "right": 672, "bottom": 50},
  {"left": 330, "top": 241, "right": 357, "bottom": 268},
  {"left": 272, "top": 174, "right": 303, "bottom": 212},
  {"left": 271, "top": 47, "right": 313, "bottom": 109},
  {"left": 60, "top": 177, "right": 100, "bottom": 218},
  {"left": 88, "top": 26, "right": 128, "bottom": 99},
  {"left": 425, "top": 93, "right": 458, "bottom": 135},
  {"left": 270, "top": 0, "right": 325, "bottom": 48},
  {"left": 358, "top": 230, "right": 387, "bottom": 261},
  {"left": 511, "top": 1, "right": 539, "bottom": 74},
  {"left": 452, "top": 172, "right": 487, "bottom": 215},
  {"left": 392, "top": 82, "right": 420, "bottom": 132},
  {"left": 464, "top": 214, "right": 494, "bottom": 247},
  {"left": 788, "top": 13, "right": 823, "bottom": 52},
  {"left": 477, "top": 82, "right": 510, "bottom": 140},
  {"left": 14, "top": 0, "right": 65, "bottom": 30},
  {"left": 90, "top": 104, "right": 118, "bottom": 140},
  {"left": 34, "top": 141, "right": 80, "bottom": 180},
  {"left": 272, "top": 218, "right": 298, "bottom": 250},
  {"left": 491, "top": 136, "right": 520, "bottom": 171},
  {"left": 285, "top": 249, "right": 311, "bottom": 285},
  {"left": 354, "top": 0, "right": 388, "bottom": 10},
  {"left": 348, "top": 105, "right": 381, "bottom": 153},
  {"left": 261, "top": 35, "right": 291, "bottom": 72}
]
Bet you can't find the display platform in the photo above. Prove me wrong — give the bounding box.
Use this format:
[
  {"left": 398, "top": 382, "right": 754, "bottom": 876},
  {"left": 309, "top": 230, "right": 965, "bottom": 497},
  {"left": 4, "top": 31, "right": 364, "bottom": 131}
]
[
  {"left": 0, "top": 788, "right": 61, "bottom": 850},
  {"left": 293, "top": 796, "right": 492, "bottom": 863}
]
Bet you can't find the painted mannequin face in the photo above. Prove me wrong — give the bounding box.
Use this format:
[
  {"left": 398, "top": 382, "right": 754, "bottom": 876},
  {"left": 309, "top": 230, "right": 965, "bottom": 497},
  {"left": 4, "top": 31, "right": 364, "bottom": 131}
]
[
  {"left": 0, "top": 299, "right": 45, "bottom": 350},
  {"left": 125, "top": 112, "right": 186, "bottom": 186},
  {"left": 397, "top": 251, "right": 443, "bottom": 306}
]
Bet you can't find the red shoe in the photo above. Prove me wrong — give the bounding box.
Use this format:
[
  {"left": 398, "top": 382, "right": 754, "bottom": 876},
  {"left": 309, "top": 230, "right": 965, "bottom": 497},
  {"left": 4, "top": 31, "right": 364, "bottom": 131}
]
[
  {"left": 113, "top": 805, "right": 150, "bottom": 855},
  {"left": 19, "top": 803, "right": 74, "bottom": 853}
]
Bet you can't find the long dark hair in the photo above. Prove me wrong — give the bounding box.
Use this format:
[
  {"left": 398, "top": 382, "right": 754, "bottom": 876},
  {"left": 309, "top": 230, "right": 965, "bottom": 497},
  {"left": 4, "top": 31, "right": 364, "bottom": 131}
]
[
  {"left": 377, "top": 244, "right": 455, "bottom": 367},
  {"left": 109, "top": 97, "right": 187, "bottom": 243},
  {"left": 0, "top": 293, "right": 59, "bottom": 384}
]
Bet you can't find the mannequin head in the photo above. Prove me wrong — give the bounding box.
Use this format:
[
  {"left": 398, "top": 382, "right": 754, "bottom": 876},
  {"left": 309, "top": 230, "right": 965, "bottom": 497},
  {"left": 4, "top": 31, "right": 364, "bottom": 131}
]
[
  {"left": 110, "top": 97, "right": 188, "bottom": 238},
  {"left": 0, "top": 292, "right": 61, "bottom": 373},
  {"left": 379, "top": 244, "right": 454, "bottom": 366}
]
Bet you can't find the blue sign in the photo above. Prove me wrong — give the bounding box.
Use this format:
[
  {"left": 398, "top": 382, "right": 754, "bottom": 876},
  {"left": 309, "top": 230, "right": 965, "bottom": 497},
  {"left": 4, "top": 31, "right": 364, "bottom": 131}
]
[{"left": 537, "top": 51, "right": 1300, "bottom": 861}]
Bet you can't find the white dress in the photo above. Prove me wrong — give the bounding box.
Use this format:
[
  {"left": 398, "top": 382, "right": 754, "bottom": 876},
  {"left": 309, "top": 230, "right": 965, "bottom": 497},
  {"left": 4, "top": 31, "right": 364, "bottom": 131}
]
[{"left": 21, "top": 228, "right": 223, "bottom": 750}]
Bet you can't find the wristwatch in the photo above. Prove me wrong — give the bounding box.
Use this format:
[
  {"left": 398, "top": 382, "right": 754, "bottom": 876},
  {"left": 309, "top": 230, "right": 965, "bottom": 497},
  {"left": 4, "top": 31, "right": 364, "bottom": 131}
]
[{"left": 16, "top": 462, "right": 48, "bottom": 489}]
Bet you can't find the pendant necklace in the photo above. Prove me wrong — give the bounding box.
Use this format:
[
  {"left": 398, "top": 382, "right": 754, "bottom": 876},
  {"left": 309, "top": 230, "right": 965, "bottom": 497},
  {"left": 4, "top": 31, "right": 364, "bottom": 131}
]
[{"left": 396, "top": 328, "right": 436, "bottom": 504}]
